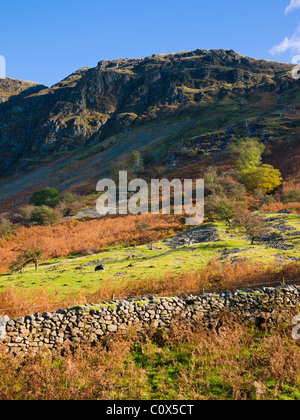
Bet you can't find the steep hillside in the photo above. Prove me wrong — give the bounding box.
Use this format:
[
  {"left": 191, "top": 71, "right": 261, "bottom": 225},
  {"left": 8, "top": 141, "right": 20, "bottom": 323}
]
[{"left": 0, "top": 49, "right": 298, "bottom": 211}]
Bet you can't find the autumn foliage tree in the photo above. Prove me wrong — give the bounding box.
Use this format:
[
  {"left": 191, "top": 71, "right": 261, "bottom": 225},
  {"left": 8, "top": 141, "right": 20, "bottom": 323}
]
[
  {"left": 241, "top": 164, "right": 283, "bottom": 193},
  {"left": 231, "top": 138, "right": 265, "bottom": 171},
  {"left": 230, "top": 138, "right": 283, "bottom": 197}
]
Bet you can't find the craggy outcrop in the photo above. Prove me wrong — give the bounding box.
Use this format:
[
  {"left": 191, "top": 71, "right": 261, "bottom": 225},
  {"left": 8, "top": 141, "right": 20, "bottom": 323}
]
[{"left": 0, "top": 49, "right": 293, "bottom": 175}]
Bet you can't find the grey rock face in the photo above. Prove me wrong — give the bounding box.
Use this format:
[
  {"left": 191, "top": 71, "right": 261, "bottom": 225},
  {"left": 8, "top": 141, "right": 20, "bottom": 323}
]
[{"left": 0, "top": 49, "right": 293, "bottom": 177}]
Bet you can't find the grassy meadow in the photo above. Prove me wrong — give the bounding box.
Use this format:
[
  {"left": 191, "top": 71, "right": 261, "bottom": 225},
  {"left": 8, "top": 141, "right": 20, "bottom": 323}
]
[{"left": 0, "top": 212, "right": 299, "bottom": 318}]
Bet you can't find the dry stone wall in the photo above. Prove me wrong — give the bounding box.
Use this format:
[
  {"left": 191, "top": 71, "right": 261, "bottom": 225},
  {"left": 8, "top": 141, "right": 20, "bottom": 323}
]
[{"left": 1, "top": 284, "right": 300, "bottom": 354}]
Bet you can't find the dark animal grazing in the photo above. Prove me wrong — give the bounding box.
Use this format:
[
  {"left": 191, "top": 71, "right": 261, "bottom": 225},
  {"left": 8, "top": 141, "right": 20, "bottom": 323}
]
[{"left": 95, "top": 265, "right": 105, "bottom": 272}]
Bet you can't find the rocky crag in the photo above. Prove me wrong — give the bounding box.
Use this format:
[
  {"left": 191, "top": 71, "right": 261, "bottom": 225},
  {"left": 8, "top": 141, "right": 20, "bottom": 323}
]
[
  {"left": 0, "top": 50, "right": 293, "bottom": 174},
  {"left": 0, "top": 49, "right": 298, "bottom": 210}
]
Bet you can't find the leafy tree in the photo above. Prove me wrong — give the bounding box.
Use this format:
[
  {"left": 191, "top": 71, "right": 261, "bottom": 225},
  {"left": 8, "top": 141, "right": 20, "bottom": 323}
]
[
  {"left": 30, "top": 187, "right": 60, "bottom": 208},
  {"left": 241, "top": 164, "right": 283, "bottom": 193},
  {"left": 206, "top": 196, "right": 236, "bottom": 226},
  {"left": 30, "top": 205, "right": 61, "bottom": 226},
  {"left": 231, "top": 138, "right": 265, "bottom": 171}
]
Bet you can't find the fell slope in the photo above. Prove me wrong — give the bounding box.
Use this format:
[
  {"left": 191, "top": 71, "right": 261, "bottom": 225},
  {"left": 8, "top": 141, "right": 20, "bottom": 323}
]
[{"left": 0, "top": 49, "right": 298, "bottom": 210}]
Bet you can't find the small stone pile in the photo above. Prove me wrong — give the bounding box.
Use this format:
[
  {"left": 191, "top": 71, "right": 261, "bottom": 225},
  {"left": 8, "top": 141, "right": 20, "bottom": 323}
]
[
  {"left": 167, "top": 225, "right": 219, "bottom": 248},
  {"left": 1, "top": 285, "right": 300, "bottom": 354}
]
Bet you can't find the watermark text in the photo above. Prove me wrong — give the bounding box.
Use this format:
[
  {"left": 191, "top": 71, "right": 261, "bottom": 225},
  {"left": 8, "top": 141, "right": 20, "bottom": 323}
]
[
  {"left": 0, "top": 55, "right": 6, "bottom": 79},
  {"left": 292, "top": 315, "right": 300, "bottom": 340},
  {"left": 96, "top": 172, "right": 204, "bottom": 226}
]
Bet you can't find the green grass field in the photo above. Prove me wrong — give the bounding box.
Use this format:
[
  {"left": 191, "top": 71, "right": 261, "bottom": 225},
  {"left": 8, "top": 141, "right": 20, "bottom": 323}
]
[{"left": 1, "top": 212, "right": 298, "bottom": 300}]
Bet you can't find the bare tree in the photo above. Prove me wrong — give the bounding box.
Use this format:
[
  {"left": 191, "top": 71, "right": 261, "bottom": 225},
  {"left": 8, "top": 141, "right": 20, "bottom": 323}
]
[
  {"left": 231, "top": 210, "right": 269, "bottom": 245},
  {"left": 10, "top": 246, "right": 44, "bottom": 273}
]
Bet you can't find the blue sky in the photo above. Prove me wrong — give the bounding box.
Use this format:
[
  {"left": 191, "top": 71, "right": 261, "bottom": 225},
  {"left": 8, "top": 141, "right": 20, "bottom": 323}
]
[{"left": 1, "top": 0, "right": 300, "bottom": 86}]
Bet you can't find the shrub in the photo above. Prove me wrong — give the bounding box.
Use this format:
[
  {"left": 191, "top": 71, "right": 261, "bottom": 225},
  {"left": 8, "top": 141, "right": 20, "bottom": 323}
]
[
  {"left": 13, "top": 205, "right": 35, "bottom": 226},
  {"left": 204, "top": 166, "right": 219, "bottom": 188},
  {"left": 30, "top": 206, "right": 61, "bottom": 226},
  {"left": 218, "top": 176, "right": 246, "bottom": 200},
  {"left": 0, "top": 215, "right": 17, "bottom": 238},
  {"left": 56, "top": 193, "right": 83, "bottom": 217},
  {"left": 60, "top": 192, "right": 82, "bottom": 204},
  {"left": 128, "top": 150, "right": 144, "bottom": 172},
  {"left": 261, "top": 202, "right": 300, "bottom": 213},
  {"left": 30, "top": 187, "right": 60, "bottom": 208},
  {"left": 56, "top": 201, "right": 82, "bottom": 218},
  {"left": 180, "top": 147, "right": 198, "bottom": 158},
  {"left": 111, "top": 150, "right": 144, "bottom": 181},
  {"left": 282, "top": 190, "right": 300, "bottom": 204},
  {"left": 253, "top": 188, "right": 277, "bottom": 207}
]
